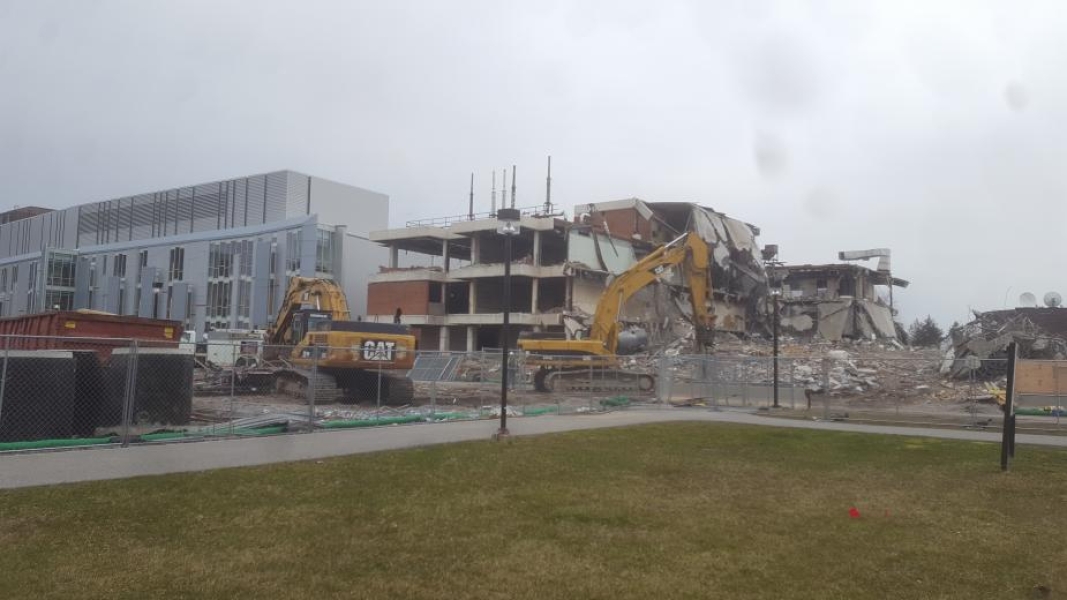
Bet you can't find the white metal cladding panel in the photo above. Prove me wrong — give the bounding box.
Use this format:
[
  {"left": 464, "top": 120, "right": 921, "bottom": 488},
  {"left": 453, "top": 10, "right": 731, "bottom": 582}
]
[
  {"left": 265, "top": 172, "right": 290, "bottom": 223},
  {"left": 0, "top": 172, "right": 323, "bottom": 267},
  {"left": 77, "top": 203, "right": 100, "bottom": 247},
  {"left": 191, "top": 183, "right": 222, "bottom": 233},
  {"left": 175, "top": 188, "right": 194, "bottom": 234},
  {"left": 241, "top": 177, "right": 263, "bottom": 226},
  {"left": 74, "top": 172, "right": 296, "bottom": 248},
  {"left": 129, "top": 193, "right": 154, "bottom": 241},
  {"left": 0, "top": 209, "right": 67, "bottom": 260},
  {"left": 285, "top": 171, "right": 310, "bottom": 218}
]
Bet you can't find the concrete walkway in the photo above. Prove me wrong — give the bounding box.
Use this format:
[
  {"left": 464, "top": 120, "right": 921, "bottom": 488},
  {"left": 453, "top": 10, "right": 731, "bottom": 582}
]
[{"left": 2, "top": 409, "right": 1064, "bottom": 490}]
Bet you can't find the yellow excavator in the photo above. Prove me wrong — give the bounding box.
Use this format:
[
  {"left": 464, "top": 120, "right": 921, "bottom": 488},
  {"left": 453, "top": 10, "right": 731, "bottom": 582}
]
[
  {"left": 519, "top": 231, "right": 715, "bottom": 392},
  {"left": 265, "top": 277, "right": 417, "bottom": 403}
]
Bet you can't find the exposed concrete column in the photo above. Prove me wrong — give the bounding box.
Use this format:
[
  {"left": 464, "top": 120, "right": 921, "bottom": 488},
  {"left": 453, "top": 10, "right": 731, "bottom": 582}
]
[
  {"left": 439, "top": 326, "right": 450, "bottom": 351},
  {"left": 388, "top": 244, "right": 399, "bottom": 269},
  {"left": 533, "top": 230, "right": 542, "bottom": 266},
  {"left": 531, "top": 278, "right": 540, "bottom": 314},
  {"left": 470, "top": 236, "right": 480, "bottom": 264},
  {"left": 442, "top": 239, "right": 450, "bottom": 272},
  {"left": 469, "top": 280, "right": 477, "bottom": 314},
  {"left": 467, "top": 326, "right": 476, "bottom": 352}
]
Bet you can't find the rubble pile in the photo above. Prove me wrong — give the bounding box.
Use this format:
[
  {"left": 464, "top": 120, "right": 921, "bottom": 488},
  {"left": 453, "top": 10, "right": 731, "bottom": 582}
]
[
  {"left": 946, "top": 309, "right": 1067, "bottom": 379},
  {"left": 653, "top": 329, "right": 979, "bottom": 404}
]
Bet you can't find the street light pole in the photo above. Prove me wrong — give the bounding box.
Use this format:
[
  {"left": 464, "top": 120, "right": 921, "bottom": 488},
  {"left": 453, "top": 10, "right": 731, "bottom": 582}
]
[
  {"left": 761, "top": 244, "right": 783, "bottom": 409},
  {"left": 500, "top": 233, "right": 512, "bottom": 436},
  {"left": 496, "top": 208, "right": 521, "bottom": 439},
  {"left": 772, "top": 289, "right": 780, "bottom": 408}
]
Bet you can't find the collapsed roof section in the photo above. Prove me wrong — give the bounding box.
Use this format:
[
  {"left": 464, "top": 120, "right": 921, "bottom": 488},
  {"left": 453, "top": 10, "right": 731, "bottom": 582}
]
[
  {"left": 572, "top": 198, "right": 768, "bottom": 300},
  {"left": 571, "top": 199, "right": 767, "bottom": 334},
  {"left": 946, "top": 307, "right": 1067, "bottom": 379}
]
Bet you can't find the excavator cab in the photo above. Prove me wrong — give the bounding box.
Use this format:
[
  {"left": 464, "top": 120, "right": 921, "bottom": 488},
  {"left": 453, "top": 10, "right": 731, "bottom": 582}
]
[{"left": 291, "top": 310, "right": 332, "bottom": 340}]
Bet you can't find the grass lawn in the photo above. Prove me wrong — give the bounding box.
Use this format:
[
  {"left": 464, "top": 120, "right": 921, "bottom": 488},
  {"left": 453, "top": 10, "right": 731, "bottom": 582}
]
[{"left": 2, "top": 423, "right": 1067, "bottom": 599}]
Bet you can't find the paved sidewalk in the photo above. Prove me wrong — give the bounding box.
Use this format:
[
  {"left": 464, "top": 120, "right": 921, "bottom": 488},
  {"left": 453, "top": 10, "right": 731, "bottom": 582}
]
[{"left": 2, "top": 409, "right": 1064, "bottom": 490}]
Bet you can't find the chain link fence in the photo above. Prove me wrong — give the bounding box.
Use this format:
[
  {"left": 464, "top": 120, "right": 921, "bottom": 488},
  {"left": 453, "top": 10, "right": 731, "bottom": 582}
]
[{"left": 3, "top": 335, "right": 1064, "bottom": 454}]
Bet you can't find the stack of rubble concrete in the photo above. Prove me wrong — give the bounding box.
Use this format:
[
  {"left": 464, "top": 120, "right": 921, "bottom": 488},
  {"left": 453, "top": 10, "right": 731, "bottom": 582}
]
[
  {"left": 658, "top": 330, "right": 971, "bottom": 403},
  {"left": 944, "top": 308, "right": 1067, "bottom": 380}
]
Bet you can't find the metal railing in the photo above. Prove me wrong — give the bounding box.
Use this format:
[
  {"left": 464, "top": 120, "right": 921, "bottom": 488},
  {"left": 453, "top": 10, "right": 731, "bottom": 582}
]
[{"left": 405, "top": 205, "right": 553, "bottom": 228}]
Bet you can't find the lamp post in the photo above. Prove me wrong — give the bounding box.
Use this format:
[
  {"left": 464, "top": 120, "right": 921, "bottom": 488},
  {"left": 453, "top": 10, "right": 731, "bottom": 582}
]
[
  {"left": 762, "top": 244, "right": 782, "bottom": 409},
  {"left": 495, "top": 208, "right": 521, "bottom": 439},
  {"left": 771, "top": 286, "right": 781, "bottom": 409}
]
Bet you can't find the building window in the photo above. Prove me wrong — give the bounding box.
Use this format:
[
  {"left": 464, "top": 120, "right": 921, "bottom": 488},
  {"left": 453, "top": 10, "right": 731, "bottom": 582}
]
[
  {"left": 1, "top": 268, "right": 7, "bottom": 292},
  {"left": 206, "top": 280, "right": 232, "bottom": 326},
  {"left": 88, "top": 265, "right": 96, "bottom": 308},
  {"left": 286, "top": 231, "right": 301, "bottom": 273},
  {"left": 46, "top": 253, "right": 76, "bottom": 288},
  {"left": 816, "top": 278, "right": 828, "bottom": 293},
  {"left": 169, "top": 247, "right": 185, "bottom": 281},
  {"left": 114, "top": 253, "right": 127, "bottom": 278},
  {"left": 26, "top": 261, "right": 38, "bottom": 312},
  {"left": 240, "top": 240, "right": 253, "bottom": 276},
  {"left": 316, "top": 229, "right": 334, "bottom": 274},
  {"left": 268, "top": 240, "right": 278, "bottom": 319},
  {"left": 140, "top": 250, "right": 148, "bottom": 268},
  {"left": 237, "top": 280, "right": 252, "bottom": 321},
  {"left": 209, "top": 242, "right": 234, "bottom": 279},
  {"left": 45, "top": 290, "right": 73, "bottom": 311}
]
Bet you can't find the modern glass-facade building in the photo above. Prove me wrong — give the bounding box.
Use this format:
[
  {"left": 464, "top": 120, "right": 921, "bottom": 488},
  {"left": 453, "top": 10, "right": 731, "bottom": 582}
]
[{"left": 0, "top": 170, "right": 388, "bottom": 338}]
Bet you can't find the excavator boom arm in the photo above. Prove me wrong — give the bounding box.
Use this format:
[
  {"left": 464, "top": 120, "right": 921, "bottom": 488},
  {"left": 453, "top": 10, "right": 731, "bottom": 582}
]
[
  {"left": 589, "top": 232, "right": 715, "bottom": 353},
  {"left": 266, "top": 277, "right": 352, "bottom": 345}
]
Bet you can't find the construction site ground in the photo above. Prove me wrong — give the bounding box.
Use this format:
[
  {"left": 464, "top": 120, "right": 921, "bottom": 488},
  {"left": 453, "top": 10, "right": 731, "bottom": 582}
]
[
  {"left": 188, "top": 337, "right": 1037, "bottom": 428},
  {"left": 190, "top": 382, "right": 646, "bottom": 426}
]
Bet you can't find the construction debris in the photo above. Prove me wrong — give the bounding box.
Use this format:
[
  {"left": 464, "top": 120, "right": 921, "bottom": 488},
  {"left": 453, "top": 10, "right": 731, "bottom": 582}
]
[{"left": 945, "top": 308, "right": 1067, "bottom": 379}]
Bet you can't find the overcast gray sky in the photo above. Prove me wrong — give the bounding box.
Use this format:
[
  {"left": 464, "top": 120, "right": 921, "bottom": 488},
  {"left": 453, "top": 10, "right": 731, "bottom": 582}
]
[{"left": 2, "top": 0, "right": 1065, "bottom": 327}]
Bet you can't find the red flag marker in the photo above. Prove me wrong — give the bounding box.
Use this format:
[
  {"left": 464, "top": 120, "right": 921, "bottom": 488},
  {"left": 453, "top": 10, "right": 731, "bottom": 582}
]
[{"left": 849, "top": 507, "right": 861, "bottom": 518}]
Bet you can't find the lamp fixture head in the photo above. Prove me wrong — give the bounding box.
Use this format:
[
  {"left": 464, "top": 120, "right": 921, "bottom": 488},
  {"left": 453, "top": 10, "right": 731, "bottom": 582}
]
[{"left": 496, "top": 208, "right": 521, "bottom": 236}]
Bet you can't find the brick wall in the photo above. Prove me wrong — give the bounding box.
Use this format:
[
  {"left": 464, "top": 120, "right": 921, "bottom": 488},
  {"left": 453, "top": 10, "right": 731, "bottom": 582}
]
[
  {"left": 595, "top": 208, "right": 652, "bottom": 241},
  {"left": 367, "top": 281, "right": 431, "bottom": 317}
]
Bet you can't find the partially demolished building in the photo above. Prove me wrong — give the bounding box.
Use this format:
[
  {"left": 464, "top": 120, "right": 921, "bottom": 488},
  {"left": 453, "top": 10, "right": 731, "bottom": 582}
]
[
  {"left": 775, "top": 262, "right": 908, "bottom": 342},
  {"left": 365, "top": 199, "right": 766, "bottom": 351},
  {"left": 946, "top": 307, "right": 1067, "bottom": 378}
]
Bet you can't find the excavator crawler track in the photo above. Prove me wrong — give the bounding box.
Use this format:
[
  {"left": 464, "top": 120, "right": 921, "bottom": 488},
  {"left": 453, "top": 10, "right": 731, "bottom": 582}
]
[
  {"left": 534, "top": 367, "right": 654, "bottom": 394},
  {"left": 274, "top": 368, "right": 344, "bottom": 403},
  {"left": 334, "top": 369, "right": 415, "bottom": 405}
]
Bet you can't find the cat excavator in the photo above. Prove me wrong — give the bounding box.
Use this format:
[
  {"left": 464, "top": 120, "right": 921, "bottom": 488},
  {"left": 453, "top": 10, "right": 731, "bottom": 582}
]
[
  {"left": 519, "top": 231, "right": 715, "bottom": 392},
  {"left": 265, "top": 277, "right": 417, "bottom": 403}
]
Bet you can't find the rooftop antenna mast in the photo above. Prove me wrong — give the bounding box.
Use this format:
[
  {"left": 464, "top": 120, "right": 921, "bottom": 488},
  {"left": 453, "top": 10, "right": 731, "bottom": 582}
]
[
  {"left": 510, "top": 164, "right": 517, "bottom": 209},
  {"left": 544, "top": 155, "right": 552, "bottom": 214},
  {"left": 468, "top": 172, "right": 474, "bottom": 221},
  {"left": 491, "top": 171, "right": 497, "bottom": 216},
  {"left": 502, "top": 168, "right": 508, "bottom": 213}
]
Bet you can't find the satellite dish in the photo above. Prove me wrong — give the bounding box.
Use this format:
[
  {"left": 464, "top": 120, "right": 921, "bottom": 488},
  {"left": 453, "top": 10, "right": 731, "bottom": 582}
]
[
  {"left": 1044, "top": 291, "right": 1063, "bottom": 308},
  {"left": 1019, "top": 292, "right": 1037, "bottom": 308}
]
